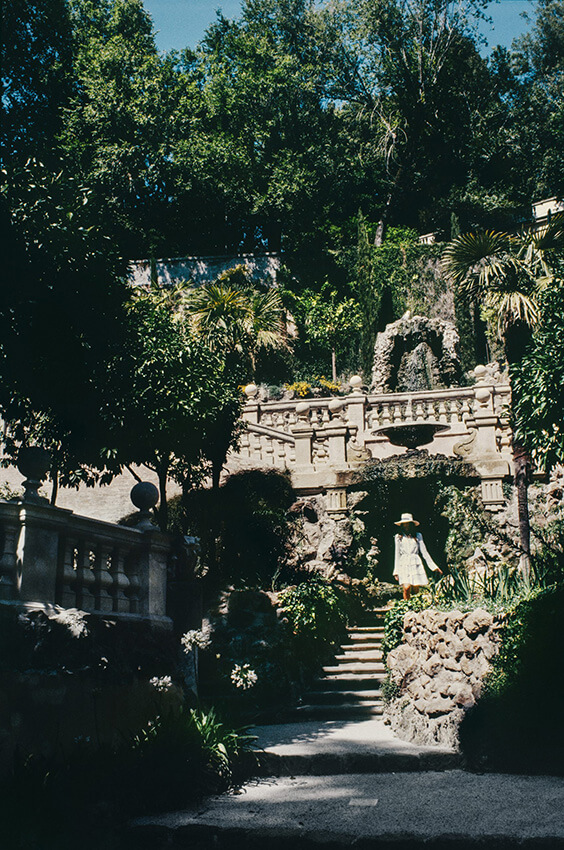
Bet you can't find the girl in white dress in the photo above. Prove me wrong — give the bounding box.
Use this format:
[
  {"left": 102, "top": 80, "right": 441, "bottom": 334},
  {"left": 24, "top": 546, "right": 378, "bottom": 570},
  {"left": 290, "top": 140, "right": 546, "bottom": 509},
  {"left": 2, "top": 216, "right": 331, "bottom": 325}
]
[{"left": 393, "top": 513, "right": 442, "bottom": 600}]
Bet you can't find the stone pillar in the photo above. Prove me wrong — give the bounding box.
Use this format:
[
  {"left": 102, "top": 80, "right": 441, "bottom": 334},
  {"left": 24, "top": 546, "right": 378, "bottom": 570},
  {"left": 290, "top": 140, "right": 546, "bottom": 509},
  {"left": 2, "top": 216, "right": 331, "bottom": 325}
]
[
  {"left": 291, "top": 402, "right": 314, "bottom": 471},
  {"left": 137, "top": 530, "right": 171, "bottom": 624},
  {"left": 0, "top": 503, "right": 20, "bottom": 601},
  {"left": 345, "top": 377, "right": 367, "bottom": 445},
  {"left": 16, "top": 503, "right": 73, "bottom": 604},
  {"left": 323, "top": 399, "right": 349, "bottom": 466},
  {"left": 471, "top": 385, "right": 509, "bottom": 510},
  {"left": 242, "top": 384, "right": 259, "bottom": 425}
]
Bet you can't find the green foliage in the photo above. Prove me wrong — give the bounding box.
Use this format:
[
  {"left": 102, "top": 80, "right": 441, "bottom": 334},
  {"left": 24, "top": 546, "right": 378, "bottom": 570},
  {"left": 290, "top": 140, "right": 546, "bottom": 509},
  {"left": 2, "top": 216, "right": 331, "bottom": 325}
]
[
  {"left": 279, "top": 576, "right": 348, "bottom": 649},
  {"left": 433, "top": 563, "right": 529, "bottom": 610},
  {"left": 355, "top": 219, "right": 445, "bottom": 373},
  {"left": 512, "top": 279, "right": 564, "bottom": 470},
  {"left": 286, "top": 285, "right": 362, "bottom": 380},
  {"left": 531, "top": 517, "right": 564, "bottom": 586},
  {"left": 0, "top": 157, "right": 129, "bottom": 494},
  {"left": 182, "top": 469, "right": 298, "bottom": 588},
  {"left": 0, "top": 705, "right": 256, "bottom": 848},
  {"left": 460, "top": 585, "right": 564, "bottom": 773},
  {"left": 111, "top": 287, "right": 243, "bottom": 528},
  {"left": 381, "top": 595, "right": 432, "bottom": 658},
  {"left": 1, "top": 0, "right": 73, "bottom": 164}
]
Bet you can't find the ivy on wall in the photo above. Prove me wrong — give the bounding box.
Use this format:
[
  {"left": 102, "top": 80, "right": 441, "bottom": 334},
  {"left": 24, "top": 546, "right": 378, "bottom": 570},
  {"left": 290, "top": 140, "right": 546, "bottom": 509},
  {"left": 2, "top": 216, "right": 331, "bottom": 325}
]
[{"left": 353, "top": 216, "right": 476, "bottom": 377}]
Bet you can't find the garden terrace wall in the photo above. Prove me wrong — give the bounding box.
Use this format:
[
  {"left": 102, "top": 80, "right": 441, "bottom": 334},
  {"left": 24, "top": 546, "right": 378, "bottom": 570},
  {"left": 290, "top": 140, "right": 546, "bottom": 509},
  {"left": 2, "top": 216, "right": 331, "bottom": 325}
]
[
  {"left": 385, "top": 608, "right": 502, "bottom": 749},
  {"left": 0, "top": 500, "right": 171, "bottom": 626}
]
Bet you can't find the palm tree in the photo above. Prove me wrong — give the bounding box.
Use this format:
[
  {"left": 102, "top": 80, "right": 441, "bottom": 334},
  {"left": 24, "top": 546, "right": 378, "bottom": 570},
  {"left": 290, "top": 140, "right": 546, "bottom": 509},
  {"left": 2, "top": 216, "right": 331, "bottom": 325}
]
[
  {"left": 443, "top": 214, "right": 564, "bottom": 577},
  {"left": 184, "top": 267, "right": 288, "bottom": 489},
  {"left": 185, "top": 266, "right": 288, "bottom": 373}
]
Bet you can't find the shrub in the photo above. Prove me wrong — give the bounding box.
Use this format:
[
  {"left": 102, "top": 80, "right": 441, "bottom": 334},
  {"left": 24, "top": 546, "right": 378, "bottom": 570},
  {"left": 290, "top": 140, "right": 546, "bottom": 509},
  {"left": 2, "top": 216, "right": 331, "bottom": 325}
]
[
  {"left": 279, "top": 576, "right": 348, "bottom": 651},
  {"left": 0, "top": 706, "right": 256, "bottom": 849},
  {"left": 381, "top": 594, "right": 432, "bottom": 658},
  {"left": 459, "top": 585, "right": 564, "bottom": 774},
  {"left": 181, "top": 469, "right": 299, "bottom": 589}
]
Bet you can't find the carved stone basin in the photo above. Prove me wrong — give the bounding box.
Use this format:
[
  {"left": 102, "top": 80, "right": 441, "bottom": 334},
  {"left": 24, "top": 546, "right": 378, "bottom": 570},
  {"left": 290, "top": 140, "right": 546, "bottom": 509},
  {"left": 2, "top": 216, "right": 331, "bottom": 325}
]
[{"left": 372, "top": 421, "right": 449, "bottom": 450}]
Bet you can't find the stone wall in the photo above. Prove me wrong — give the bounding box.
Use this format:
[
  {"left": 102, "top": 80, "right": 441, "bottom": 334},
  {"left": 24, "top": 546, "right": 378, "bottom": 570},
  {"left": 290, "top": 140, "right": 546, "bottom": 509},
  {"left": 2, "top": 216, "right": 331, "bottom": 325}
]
[
  {"left": 384, "top": 608, "right": 502, "bottom": 749},
  {"left": 128, "top": 253, "right": 280, "bottom": 288}
]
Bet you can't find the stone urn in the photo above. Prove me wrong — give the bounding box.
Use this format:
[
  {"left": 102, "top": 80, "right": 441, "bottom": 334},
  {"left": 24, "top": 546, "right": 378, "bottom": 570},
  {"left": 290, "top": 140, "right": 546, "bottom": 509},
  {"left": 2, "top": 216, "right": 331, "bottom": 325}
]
[{"left": 16, "top": 446, "right": 51, "bottom": 502}]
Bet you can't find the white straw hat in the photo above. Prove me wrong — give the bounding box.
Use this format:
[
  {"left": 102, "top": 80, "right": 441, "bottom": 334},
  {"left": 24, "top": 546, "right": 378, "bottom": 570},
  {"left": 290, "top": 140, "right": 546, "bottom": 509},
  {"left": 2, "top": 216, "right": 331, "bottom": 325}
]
[{"left": 394, "top": 512, "right": 420, "bottom": 527}]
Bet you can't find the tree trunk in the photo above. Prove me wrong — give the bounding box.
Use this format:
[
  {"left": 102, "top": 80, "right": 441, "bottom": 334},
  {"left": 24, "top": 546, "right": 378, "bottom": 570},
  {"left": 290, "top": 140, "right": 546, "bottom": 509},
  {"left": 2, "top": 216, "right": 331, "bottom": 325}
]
[
  {"left": 331, "top": 347, "right": 337, "bottom": 383},
  {"left": 50, "top": 467, "right": 59, "bottom": 506},
  {"left": 513, "top": 442, "right": 531, "bottom": 581},
  {"left": 212, "top": 456, "right": 222, "bottom": 491},
  {"left": 157, "top": 464, "right": 168, "bottom": 532},
  {"left": 374, "top": 165, "right": 404, "bottom": 247}
]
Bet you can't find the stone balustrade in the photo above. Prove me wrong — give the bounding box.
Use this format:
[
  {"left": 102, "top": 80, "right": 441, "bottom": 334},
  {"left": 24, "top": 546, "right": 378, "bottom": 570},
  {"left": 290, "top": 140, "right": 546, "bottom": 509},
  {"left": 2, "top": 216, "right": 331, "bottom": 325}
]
[
  {"left": 234, "top": 379, "right": 512, "bottom": 508},
  {"left": 0, "top": 500, "right": 171, "bottom": 626}
]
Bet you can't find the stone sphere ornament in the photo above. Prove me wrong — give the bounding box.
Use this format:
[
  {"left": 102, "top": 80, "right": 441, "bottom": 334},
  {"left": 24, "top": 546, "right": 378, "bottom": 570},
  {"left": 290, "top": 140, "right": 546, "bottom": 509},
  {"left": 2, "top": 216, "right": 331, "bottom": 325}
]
[
  {"left": 244, "top": 383, "right": 258, "bottom": 399},
  {"left": 349, "top": 375, "right": 363, "bottom": 392},
  {"left": 130, "top": 481, "right": 159, "bottom": 529}
]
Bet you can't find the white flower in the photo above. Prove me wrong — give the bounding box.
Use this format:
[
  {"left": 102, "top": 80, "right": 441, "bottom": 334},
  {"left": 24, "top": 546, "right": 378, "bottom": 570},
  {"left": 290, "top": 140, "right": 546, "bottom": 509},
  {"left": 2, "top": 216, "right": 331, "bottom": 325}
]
[
  {"left": 230, "top": 663, "right": 258, "bottom": 690},
  {"left": 149, "top": 675, "right": 173, "bottom": 692},
  {"left": 181, "top": 628, "right": 211, "bottom": 653}
]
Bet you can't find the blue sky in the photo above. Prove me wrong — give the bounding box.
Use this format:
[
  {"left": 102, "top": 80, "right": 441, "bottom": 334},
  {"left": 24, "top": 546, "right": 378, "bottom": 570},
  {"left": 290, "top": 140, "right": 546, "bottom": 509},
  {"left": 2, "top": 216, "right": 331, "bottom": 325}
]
[{"left": 143, "top": 0, "right": 538, "bottom": 54}]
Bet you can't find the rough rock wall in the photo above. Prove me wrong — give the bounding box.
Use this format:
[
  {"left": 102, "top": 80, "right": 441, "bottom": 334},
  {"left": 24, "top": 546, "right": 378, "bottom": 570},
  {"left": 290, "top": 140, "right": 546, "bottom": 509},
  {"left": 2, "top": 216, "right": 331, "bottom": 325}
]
[
  {"left": 288, "top": 494, "right": 355, "bottom": 578},
  {"left": 385, "top": 608, "right": 502, "bottom": 749},
  {"left": 371, "top": 313, "right": 462, "bottom": 392}
]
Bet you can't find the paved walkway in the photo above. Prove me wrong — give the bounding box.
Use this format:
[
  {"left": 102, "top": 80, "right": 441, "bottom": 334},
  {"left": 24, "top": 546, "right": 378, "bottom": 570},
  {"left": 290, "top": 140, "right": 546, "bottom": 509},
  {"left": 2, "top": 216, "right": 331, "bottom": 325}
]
[
  {"left": 253, "top": 717, "right": 461, "bottom": 774},
  {"left": 129, "top": 718, "right": 564, "bottom": 848}
]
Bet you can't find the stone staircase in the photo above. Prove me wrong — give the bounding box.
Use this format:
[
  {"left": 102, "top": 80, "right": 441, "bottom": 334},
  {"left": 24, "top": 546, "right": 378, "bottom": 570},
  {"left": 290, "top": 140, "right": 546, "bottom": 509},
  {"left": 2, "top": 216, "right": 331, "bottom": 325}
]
[{"left": 295, "top": 609, "right": 388, "bottom": 719}]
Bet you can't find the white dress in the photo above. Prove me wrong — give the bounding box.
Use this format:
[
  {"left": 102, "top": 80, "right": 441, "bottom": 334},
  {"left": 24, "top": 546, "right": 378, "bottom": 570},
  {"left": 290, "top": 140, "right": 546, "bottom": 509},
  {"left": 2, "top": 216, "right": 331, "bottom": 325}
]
[{"left": 394, "top": 532, "right": 439, "bottom": 586}]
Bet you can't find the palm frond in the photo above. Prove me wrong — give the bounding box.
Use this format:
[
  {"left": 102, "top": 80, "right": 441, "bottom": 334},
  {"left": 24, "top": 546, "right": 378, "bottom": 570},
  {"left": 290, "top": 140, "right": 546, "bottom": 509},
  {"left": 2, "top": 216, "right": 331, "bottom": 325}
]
[{"left": 442, "top": 230, "right": 513, "bottom": 287}]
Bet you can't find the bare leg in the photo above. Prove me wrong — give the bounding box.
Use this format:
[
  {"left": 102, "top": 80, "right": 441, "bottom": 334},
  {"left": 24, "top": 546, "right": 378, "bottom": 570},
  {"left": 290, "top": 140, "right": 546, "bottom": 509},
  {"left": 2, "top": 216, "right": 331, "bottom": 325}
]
[{"left": 402, "top": 584, "right": 411, "bottom": 601}]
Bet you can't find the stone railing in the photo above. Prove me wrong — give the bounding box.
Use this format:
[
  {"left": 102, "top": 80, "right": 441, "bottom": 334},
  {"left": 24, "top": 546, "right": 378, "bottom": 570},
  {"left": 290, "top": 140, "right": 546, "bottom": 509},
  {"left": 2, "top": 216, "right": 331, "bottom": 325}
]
[
  {"left": 234, "top": 374, "right": 512, "bottom": 509},
  {"left": 0, "top": 500, "right": 171, "bottom": 626}
]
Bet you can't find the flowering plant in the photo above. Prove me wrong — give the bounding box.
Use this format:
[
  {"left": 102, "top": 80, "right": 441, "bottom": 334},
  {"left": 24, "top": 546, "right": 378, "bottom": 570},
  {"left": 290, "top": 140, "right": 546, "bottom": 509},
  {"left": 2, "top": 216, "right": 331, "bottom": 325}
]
[
  {"left": 181, "top": 628, "right": 211, "bottom": 653},
  {"left": 149, "top": 675, "right": 173, "bottom": 693},
  {"left": 230, "top": 663, "right": 258, "bottom": 690}
]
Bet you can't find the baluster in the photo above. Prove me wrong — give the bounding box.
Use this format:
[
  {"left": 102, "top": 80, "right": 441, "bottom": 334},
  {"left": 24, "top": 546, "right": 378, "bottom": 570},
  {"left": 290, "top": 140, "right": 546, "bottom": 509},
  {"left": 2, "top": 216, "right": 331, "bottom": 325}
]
[
  {"left": 253, "top": 433, "right": 262, "bottom": 461},
  {"left": 438, "top": 400, "right": 448, "bottom": 424},
  {"left": 413, "top": 401, "right": 425, "bottom": 421},
  {"left": 381, "top": 403, "right": 391, "bottom": 426},
  {"left": 460, "top": 397, "right": 471, "bottom": 420},
  {"left": 94, "top": 544, "right": 114, "bottom": 613},
  {"left": 76, "top": 543, "right": 95, "bottom": 610},
  {"left": 405, "top": 397, "right": 413, "bottom": 421},
  {"left": 321, "top": 405, "right": 330, "bottom": 424},
  {"left": 0, "top": 522, "right": 18, "bottom": 600},
  {"left": 425, "top": 400, "right": 436, "bottom": 421},
  {"left": 60, "top": 538, "right": 78, "bottom": 608},
  {"left": 277, "top": 441, "right": 286, "bottom": 467},
  {"left": 126, "top": 550, "right": 140, "bottom": 615},
  {"left": 111, "top": 545, "right": 130, "bottom": 613},
  {"left": 265, "top": 437, "right": 274, "bottom": 465}
]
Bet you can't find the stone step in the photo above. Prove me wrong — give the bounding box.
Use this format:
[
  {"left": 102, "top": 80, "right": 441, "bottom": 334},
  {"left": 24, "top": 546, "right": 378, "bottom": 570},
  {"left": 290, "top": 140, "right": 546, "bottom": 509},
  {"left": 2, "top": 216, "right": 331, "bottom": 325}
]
[
  {"left": 294, "top": 702, "right": 384, "bottom": 719},
  {"left": 307, "top": 688, "right": 383, "bottom": 703},
  {"left": 340, "top": 641, "right": 383, "bottom": 651},
  {"left": 346, "top": 632, "right": 384, "bottom": 643},
  {"left": 334, "top": 653, "right": 383, "bottom": 664},
  {"left": 347, "top": 625, "right": 385, "bottom": 633},
  {"left": 316, "top": 674, "right": 387, "bottom": 690},
  {"left": 323, "top": 663, "right": 387, "bottom": 675}
]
